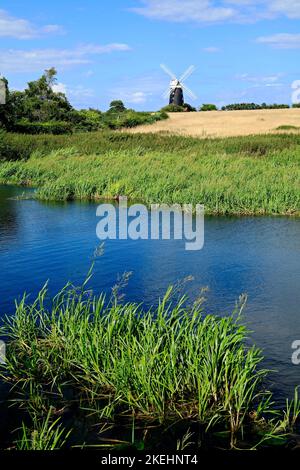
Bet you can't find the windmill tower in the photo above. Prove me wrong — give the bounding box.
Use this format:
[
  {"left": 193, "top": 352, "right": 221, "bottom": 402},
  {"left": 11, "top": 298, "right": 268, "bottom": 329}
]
[{"left": 161, "top": 64, "right": 197, "bottom": 106}]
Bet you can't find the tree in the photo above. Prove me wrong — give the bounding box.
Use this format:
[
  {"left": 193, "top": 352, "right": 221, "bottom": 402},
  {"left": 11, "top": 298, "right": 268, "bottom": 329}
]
[
  {"left": 183, "top": 103, "right": 197, "bottom": 112},
  {"left": 199, "top": 104, "right": 218, "bottom": 111},
  {"left": 15, "top": 69, "right": 72, "bottom": 122},
  {"left": 108, "top": 100, "right": 126, "bottom": 113}
]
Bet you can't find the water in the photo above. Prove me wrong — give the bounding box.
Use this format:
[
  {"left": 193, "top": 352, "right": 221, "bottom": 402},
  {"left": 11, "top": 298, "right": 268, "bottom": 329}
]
[{"left": 1, "top": 185, "right": 300, "bottom": 404}]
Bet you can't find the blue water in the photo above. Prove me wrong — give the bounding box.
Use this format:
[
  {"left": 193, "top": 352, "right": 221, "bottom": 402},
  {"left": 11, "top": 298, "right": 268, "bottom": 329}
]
[{"left": 1, "top": 185, "right": 300, "bottom": 404}]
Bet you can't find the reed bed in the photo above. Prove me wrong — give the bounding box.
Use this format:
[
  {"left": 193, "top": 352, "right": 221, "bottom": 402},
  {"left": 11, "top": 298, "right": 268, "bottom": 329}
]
[
  {"left": 1, "top": 283, "right": 299, "bottom": 450},
  {"left": 2, "top": 130, "right": 300, "bottom": 161},
  {"left": 0, "top": 135, "right": 299, "bottom": 214}
]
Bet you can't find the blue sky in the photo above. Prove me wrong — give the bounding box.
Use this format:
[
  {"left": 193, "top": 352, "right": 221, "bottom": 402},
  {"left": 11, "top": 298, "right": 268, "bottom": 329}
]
[{"left": 0, "top": 0, "right": 299, "bottom": 110}]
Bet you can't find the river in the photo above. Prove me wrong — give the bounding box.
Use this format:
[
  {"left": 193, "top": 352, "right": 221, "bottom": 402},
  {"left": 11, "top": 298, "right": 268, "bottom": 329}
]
[{"left": 0, "top": 184, "right": 300, "bottom": 405}]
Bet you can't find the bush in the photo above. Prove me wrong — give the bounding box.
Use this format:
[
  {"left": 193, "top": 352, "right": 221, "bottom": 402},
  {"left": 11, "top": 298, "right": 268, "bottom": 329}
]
[
  {"left": 161, "top": 104, "right": 185, "bottom": 113},
  {"left": 200, "top": 104, "right": 218, "bottom": 111},
  {"left": 161, "top": 104, "right": 196, "bottom": 112},
  {"left": 183, "top": 103, "right": 197, "bottom": 112},
  {"left": 222, "top": 103, "right": 290, "bottom": 111},
  {"left": 70, "top": 109, "right": 103, "bottom": 132},
  {"left": 292, "top": 103, "right": 300, "bottom": 108},
  {"left": 101, "top": 110, "right": 168, "bottom": 129},
  {"left": 13, "top": 120, "right": 73, "bottom": 135},
  {"left": 0, "top": 129, "right": 12, "bottom": 160}
]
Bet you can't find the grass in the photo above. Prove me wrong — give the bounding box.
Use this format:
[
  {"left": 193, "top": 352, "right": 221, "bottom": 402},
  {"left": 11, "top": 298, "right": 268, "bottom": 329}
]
[
  {"left": 0, "top": 280, "right": 299, "bottom": 450},
  {"left": 15, "top": 409, "right": 71, "bottom": 450},
  {"left": 276, "top": 125, "right": 300, "bottom": 131},
  {"left": 0, "top": 131, "right": 300, "bottom": 215},
  {"left": 2, "top": 129, "right": 300, "bottom": 161}
]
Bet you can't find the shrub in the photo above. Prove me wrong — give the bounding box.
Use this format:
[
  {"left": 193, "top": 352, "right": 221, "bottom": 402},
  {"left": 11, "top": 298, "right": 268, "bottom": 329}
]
[
  {"left": 200, "top": 104, "right": 218, "bottom": 111},
  {"left": 13, "top": 120, "right": 73, "bottom": 135},
  {"left": 292, "top": 103, "right": 300, "bottom": 108},
  {"left": 222, "top": 103, "right": 290, "bottom": 111},
  {"left": 0, "top": 129, "right": 12, "bottom": 160},
  {"left": 70, "top": 109, "right": 103, "bottom": 132},
  {"left": 183, "top": 103, "right": 197, "bottom": 112},
  {"left": 161, "top": 104, "right": 185, "bottom": 113}
]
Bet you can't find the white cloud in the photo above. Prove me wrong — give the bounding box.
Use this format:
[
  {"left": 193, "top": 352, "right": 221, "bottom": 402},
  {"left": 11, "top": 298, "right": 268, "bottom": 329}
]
[
  {"left": 131, "top": 0, "right": 300, "bottom": 23},
  {"left": 68, "top": 85, "right": 95, "bottom": 99},
  {"left": 52, "top": 82, "right": 67, "bottom": 94},
  {"left": 270, "top": 0, "right": 300, "bottom": 19},
  {"left": 110, "top": 73, "right": 166, "bottom": 107},
  {"left": 202, "top": 46, "right": 221, "bottom": 52},
  {"left": 84, "top": 70, "right": 94, "bottom": 77},
  {"left": 52, "top": 82, "right": 95, "bottom": 108},
  {"left": 125, "top": 91, "right": 148, "bottom": 104},
  {"left": 42, "top": 24, "right": 65, "bottom": 35},
  {"left": 131, "top": 0, "right": 236, "bottom": 23},
  {"left": 111, "top": 89, "right": 151, "bottom": 105},
  {"left": 256, "top": 33, "right": 300, "bottom": 49},
  {"left": 236, "top": 72, "right": 284, "bottom": 87},
  {"left": 0, "top": 9, "right": 64, "bottom": 39},
  {"left": 0, "top": 43, "right": 131, "bottom": 73}
]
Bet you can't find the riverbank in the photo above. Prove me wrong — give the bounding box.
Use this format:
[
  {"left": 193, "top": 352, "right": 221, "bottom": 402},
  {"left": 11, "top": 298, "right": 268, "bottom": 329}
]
[
  {"left": 0, "top": 282, "right": 299, "bottom": 450},
  {"left": 0, "top": 132, "right": 299, "bottom": 215}
]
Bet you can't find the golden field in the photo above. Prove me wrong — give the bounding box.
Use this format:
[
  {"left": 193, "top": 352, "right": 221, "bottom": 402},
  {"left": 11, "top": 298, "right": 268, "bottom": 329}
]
[{"left": 128, "top": 108, "right": 300, "bottom": 137}]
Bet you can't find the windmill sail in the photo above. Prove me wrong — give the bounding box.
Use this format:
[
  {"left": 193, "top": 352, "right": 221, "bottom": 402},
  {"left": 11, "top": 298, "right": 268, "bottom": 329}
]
[{"left": 161, "top": 64, "right": 196, "bottom": 106}]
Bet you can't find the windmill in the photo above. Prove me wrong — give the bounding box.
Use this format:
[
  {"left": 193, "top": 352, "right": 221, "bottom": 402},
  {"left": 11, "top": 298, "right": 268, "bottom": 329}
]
[{"left": 160, "top": 64, "right": 197, "bottom": 106}]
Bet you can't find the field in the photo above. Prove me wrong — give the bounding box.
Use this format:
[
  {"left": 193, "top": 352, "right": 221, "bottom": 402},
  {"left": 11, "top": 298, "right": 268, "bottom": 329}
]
[
  {"left": 0, "top": 131, "right": 300, "bottom": 216},
  {"left": 128, "top": 108, "right": 300, "bottom": 137}
]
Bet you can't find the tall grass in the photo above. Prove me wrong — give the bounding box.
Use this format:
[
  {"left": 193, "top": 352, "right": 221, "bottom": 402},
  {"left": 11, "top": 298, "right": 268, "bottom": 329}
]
[
  {"left": 2, "top": 130, "right": 300, "bottom": 161},
  {"left": 0, "top": 134, "right": 299, "bottom": 214},
  {"left": 1, "top": 282, "right": 299, "bottom": 449},
  {"left": 15, "top": 409, "right": 71, "bottom": 450}
]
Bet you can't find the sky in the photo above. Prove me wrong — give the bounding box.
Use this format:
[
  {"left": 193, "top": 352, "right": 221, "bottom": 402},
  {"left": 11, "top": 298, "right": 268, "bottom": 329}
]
[{"left": 0, "top": 0, "right": 299, "bottom": 110}]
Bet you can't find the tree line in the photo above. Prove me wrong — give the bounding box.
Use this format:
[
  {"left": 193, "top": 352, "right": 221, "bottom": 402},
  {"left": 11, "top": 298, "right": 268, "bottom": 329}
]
[
  {"left": 161, "top": 102, "right": 300, "bottom": 112},
  {"left": 0, "top": 68, "right": 167, "bottom": 134}
]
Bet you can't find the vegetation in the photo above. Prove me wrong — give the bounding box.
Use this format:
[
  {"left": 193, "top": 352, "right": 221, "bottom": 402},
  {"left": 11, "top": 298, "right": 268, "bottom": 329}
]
[
  {"left": 1, "top": 281, "right": 300, "bottom": 450},
  {"left": 276, "top": 125, "right": 300, "bottom": 131},
  {"left": 221, "top": 103, "right": 290, "bottom": 111},
  {"left": 183, "top": 103, "right": 197, "bottom": 112},
  {"left": 200, "top": 104, "right": 218, "bottom": 111},
  {"left": 161, "top": 103, "right": 196, "bottom": 112},
  {"left": 0, "top": 131, "right": 299, "bottom": 215},
  {"left": 0, "top": 69, "right": 168, "bottom": 134},
  {"left": 161, "top": 103, "right": 297, "bottom": 113}
]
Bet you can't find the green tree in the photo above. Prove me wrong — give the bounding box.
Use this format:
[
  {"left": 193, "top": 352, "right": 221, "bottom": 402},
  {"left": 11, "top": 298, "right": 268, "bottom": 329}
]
[
  {"left": 14, "top": 68, "right": 72, "bottom": 123},
  {"left": 183, "top": 103, "right": 197, "bottom": 112},
  {"left": 108, "top": 100, "right": 126, "bottom": 113},
  {"left": 200, "top": 104, "right": 218, "bottom": 111}
]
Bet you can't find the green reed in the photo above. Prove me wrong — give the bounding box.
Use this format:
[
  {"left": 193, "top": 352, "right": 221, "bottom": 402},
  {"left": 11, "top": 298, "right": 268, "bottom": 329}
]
[
  {"left": 1, "top": 283, "right": 299, "bottom": 449},
  {"left": 0, "top": 132, "right": 299, "bottom": 215}
]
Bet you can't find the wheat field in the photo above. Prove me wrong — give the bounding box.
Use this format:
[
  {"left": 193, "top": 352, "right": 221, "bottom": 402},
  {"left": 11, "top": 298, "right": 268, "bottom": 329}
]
[{"left": 128, "top": 108, "right": 300, "bottom": 137}]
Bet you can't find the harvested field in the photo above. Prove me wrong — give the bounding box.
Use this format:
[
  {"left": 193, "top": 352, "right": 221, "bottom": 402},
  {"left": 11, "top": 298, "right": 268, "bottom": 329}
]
[{"left": 128, "top": 108, "right": 300, "bottom": 137}]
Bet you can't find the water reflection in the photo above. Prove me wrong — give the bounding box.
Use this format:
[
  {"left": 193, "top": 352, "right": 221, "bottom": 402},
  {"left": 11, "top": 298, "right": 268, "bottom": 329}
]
[{"left": 0, "top": 185, "right": 300, "bottom": 403}]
